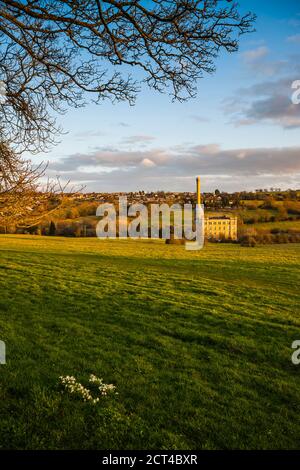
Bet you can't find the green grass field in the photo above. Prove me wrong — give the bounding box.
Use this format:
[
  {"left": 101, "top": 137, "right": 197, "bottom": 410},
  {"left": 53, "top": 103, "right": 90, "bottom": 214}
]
[
  {"left": 0, "top": 235, "right": 300, "bottom": 449},
  {"left": 253, "top": 219, "right": 300, "bottom": 231}
]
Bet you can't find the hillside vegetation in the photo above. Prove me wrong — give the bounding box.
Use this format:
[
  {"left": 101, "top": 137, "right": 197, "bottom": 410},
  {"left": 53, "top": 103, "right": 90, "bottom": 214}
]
[{"left": 1, "top": 191, "right": 300, "bottom": 245}]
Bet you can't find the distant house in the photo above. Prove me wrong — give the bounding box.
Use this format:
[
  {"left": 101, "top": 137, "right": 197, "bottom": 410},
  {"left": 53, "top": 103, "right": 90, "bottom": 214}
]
[{"left": 204, "top": 215, "right": 238, "bottom": 241}]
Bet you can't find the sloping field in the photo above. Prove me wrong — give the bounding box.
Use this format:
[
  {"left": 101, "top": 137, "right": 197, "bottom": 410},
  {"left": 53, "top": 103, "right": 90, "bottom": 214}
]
[
  {"left": 0, "top": 235, "right": 299, "bottom": 449},
  {"left": 253, "top": 219, "right": 300, "bottom": 231}
]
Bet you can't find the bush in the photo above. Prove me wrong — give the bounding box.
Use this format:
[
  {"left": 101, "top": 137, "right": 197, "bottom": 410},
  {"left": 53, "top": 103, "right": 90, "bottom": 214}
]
[
  {"left": 56, "top": 222, "right": 78, "bottom": 237},
  {"left": 261, "top": 234, "right": 273, "bottom": 244},
  {"left": 64, "top": 207, "right": 80, "bottom": 219},
  {"left": 240, "top": 235, "right": 257, "bottom": 247},
  {"left": 77, "top": 202, "right": 99, "bottom": 217},
  {"left": 49, "top": 221, "right": 56, "bottom": 236},
  {"left": 240, "top": 229, "right": 300, "bottom": 246},
  {"left": 283, "top": 201, "right": 300, "bottom": 215}
]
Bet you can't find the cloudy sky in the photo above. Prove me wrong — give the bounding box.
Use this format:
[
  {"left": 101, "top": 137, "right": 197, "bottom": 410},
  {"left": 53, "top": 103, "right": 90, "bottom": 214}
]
[{"left": 43, "top": 0, "right": 300, "bottom": 193}]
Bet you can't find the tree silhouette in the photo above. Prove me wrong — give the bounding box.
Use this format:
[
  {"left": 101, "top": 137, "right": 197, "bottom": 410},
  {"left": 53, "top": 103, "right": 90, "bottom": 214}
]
[
  {"left": 49, "top": 220, "right": 56, "bottom": 236},
  {"left": 0, "top": 141, "right": 70, "bottom": 227},
  {"left": 0, "top": 0, "right": 255, "bottom": 153}
]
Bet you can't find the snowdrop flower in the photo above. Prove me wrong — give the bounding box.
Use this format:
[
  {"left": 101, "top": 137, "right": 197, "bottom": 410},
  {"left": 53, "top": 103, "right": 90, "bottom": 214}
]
[{"left": 59, "top": 374, "right": 117, "bottom": 404}]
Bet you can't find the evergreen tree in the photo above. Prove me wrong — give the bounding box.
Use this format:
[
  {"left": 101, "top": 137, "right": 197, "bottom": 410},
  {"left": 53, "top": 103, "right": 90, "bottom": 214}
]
[{"left": 49, "top": 221, "right": 56, "bottom": 236}]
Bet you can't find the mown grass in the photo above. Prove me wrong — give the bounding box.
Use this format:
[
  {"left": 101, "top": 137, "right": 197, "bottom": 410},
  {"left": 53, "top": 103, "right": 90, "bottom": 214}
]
[{"left": 0, "top": 235, "right": 299, "bottom": 450}]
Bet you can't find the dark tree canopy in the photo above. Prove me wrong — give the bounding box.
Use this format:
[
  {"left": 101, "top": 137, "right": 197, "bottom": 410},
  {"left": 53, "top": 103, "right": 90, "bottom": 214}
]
[{"left": 0, "top": 0, "right": 255, "bottom": 153}]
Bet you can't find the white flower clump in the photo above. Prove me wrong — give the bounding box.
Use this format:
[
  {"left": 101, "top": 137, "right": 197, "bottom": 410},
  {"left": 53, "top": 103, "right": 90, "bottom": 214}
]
[
  {"left": 89, "top": 374, "right": 117, "bottom": 396},
  {"left": 59, "top": 374, "right": 117, "bottom": 404}
]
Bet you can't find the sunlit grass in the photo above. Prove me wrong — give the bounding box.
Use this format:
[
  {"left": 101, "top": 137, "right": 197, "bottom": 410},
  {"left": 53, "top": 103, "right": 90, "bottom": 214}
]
[{"left": 0, "top": 236, "right": 299, "bottom": 449}]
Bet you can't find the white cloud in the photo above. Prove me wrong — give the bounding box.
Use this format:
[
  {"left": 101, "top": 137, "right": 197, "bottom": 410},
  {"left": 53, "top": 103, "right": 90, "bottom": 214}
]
[
  {"left": 141, "top": 158, "right": 156, "bottom": 168},
  {"left": 48, "top": 143, "right": 300, "bottom": 193},
  {"left": 242, "top": 46, "right": 269, "bottom": 62},
  {"left": 241, "top": 46, "right": 287, "bottom": 77}
]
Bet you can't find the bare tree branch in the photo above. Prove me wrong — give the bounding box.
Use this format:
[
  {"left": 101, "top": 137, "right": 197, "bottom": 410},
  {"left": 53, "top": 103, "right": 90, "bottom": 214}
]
[
  {"left": 0, "top": 1, "right": 255, "bottom": 226},
  {"left": 0, "top": 0, "right": 255, "bottom": 153},
  {"left": 0, "top": 140, "right": 77, "bottom": 227}
]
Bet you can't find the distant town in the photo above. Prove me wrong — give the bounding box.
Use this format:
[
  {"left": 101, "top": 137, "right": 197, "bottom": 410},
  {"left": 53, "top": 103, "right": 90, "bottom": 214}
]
[
  {"left": 1, "top": 187, "right": 297, "bottom": 247},
  {"left": 68, "top": 187, "right": 298, "bottom": 209}
]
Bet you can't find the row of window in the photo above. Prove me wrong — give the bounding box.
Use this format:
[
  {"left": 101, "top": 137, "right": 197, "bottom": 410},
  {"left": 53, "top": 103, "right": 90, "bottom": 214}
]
[
  {"left": 205, "top": 221, "right": 236, "bottom": 226},
  {"left": 206, "top": 227, "right": 237, "bottom": 231},
  {"left": 206, "top": 230, "right": 237, "bottom": 234}
]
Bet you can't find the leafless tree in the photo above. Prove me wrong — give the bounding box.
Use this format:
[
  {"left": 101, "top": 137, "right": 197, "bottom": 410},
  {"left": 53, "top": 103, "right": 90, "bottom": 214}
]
[
  {"left": 0, "top": 140, "right": 69, "bottom": 227},
  {"left": 0, "top": 0, "right": 255, "bottom": 153},
  {"left": 0, "top": 1, "right": 255, "bottom": 226}
]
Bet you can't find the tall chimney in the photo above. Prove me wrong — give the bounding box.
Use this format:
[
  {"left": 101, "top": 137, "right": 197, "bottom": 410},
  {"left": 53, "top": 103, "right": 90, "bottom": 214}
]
[{"left": 196, "top": 176, "right": 201, "bottom": 206}]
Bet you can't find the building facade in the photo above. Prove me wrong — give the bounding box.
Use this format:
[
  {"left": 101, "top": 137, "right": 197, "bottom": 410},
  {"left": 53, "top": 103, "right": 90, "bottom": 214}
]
[{"left": 204, "top": 215, "right": 238, "bottom": 241}]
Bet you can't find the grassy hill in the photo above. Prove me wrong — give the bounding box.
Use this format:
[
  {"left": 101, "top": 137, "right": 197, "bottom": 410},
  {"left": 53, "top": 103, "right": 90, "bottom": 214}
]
[
  {"left": 253, "top": 220, "right": 300, "bottom": 231},
  {"left": 0, "top": 236, "right": 300, "bottom": 449}
]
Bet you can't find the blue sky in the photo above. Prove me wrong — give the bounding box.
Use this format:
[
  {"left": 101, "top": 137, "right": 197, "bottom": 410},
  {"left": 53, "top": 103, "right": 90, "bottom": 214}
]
[{"left": 43, "top": 0, "right": 300, "bottom": 193}]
